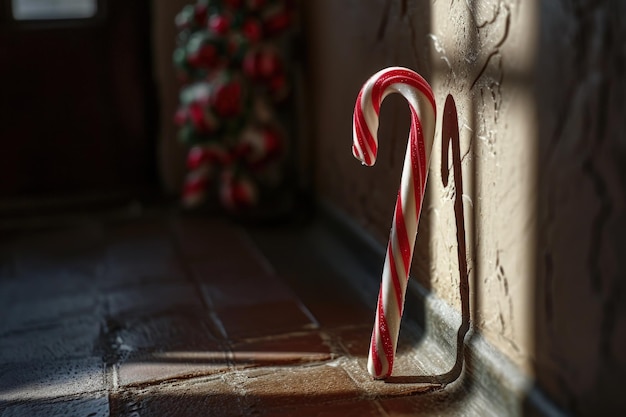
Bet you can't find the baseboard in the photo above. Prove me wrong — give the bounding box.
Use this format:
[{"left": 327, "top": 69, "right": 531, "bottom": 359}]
[{"left": 316, "top": 200, "right": 567, "bottom": 417}]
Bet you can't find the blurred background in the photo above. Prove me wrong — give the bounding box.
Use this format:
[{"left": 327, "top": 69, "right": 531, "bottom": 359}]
[
  {"left": 1, "top": 0, "right": 625, "bottom": 415},
  {"left": 0, "top": 0, "right": 157, "bottom": 211}
]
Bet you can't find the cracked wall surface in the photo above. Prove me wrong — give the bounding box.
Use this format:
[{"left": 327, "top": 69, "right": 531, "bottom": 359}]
[
  {"left": 304, "top": 0, "right": 626, "bottom": 414},
  {"left": 534, "top": 0, "right": 626, "bottom": 414}
]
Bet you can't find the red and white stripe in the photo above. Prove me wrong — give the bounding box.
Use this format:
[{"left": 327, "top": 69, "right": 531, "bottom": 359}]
[{"left": 352, "top": 67, "right": 436, "bottom": 379}]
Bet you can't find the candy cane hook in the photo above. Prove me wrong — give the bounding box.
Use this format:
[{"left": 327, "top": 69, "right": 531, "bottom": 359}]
[{"left": 352, "top": 67, "right": 437, "bottom": 379}]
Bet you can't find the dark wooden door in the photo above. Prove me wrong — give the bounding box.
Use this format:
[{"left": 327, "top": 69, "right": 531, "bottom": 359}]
[{"left": 0, "top": 0, "right": 156, "bottom": 202}]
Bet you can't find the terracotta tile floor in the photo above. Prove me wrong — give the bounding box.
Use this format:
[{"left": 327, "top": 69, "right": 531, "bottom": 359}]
[{"left": 0, "top": 209, "right": 482, "bottom": 416}]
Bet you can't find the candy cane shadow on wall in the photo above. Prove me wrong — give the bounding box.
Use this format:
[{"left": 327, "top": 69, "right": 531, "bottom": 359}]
[
  {"left": 386, "top": 94, "right": 471, "bottom": 386},
  {"left": 437, "top": 94, "right": 471, "bottom": 384}
]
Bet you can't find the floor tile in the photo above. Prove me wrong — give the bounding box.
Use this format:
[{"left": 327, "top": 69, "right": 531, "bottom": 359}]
[
  {"left": 259, "top": 399, "right": 384, "bottom": 417},
  {"left": 106, "top": 238, "right": 175, "bottom": 265},
  {"left": 0, "top": 292, "right": 101, "bottom": 335},
  {"left": 235, "top": 364, "right": 363, "bottom": 410},
  {"left": 244, "top": 228, "right": 375, "bottom": 329},
  {"left": 106, "top": 282, "right": 205, "bottom": 319},
  {"left": 100, "top": 258, "right": 186, "bottom": 290},
  {"left": 110, "top": 378, "right": 244, "bottom": 417},
  {"left": 303, "top": 296, "right": 374, "bottom": 329},
  {"left": 214, "top": 300, "right": 317, "bottom": 340},
  {"left": 0, "top": 269, "right": 101, "bottom": 305},
  {"left": 0, "top": 358, "right": 105, "bottom": 402},
  {"left": 106, "top": 216, "right": 169, "bottom": 242},
  {"left": 172, "top": 216, "right": 252, "bottom": 260},
  {"left": 0, "top": 211, "right": 470, "bottom": 415},
  {"left": 200, "top": 274, "right": 295, "bottom": 309},
  {"left": 13, "top": 225, "right": 104, "bottom": 258},
  {"left": 12, "top": 226, "right": 104, "bottom": 278},
  {"left": 377, "top": 379, "right": 483, "bottom": 417},
  {"left": 0, "top": 318, "right": 101, "bottom": 364},
  {"left": 117, "top": 351, "right": 229, "bottom": 387},
  {"left": 0, "top": 393, "right": 109, "bottom": 417},
  {"left": 114, "top": 312, "right": 220, "bottom": 353},
  {"left": 231, "top": 331, "right": 334, "bottom": 367},
  {"left": 189, "top": 254, "right": 273, "bottom": 283}
]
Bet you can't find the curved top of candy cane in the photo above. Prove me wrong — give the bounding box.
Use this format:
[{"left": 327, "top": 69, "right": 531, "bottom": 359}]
[{"left": 352, "top": 67, "right": 436, "bottom": 167}]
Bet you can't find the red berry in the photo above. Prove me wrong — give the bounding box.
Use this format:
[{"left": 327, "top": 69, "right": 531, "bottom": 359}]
[
  {"left": 212, "top": 81, "right": 242, "bottom": 118},
  {"left": 258, "top": 51, "right": 281, "bottom": 78},
  {"left": 220, "top": 174, "right": 257, "bottom": 209},
  {"left": 188, "top": 44, "right": 218, "bottom": 68},
  {"left": 208, "top": 14, "right": 230, "bottom": 35},
  {"left": 242, "top": 50, "right": 260, "bottom": 79},
  {"left": 187, "top": 147, "right": 208, "bottom": 170},
  {"left": 187, "top": 145, "right": 226, "bottom": 169},
  {"left": 264, "top": 11, "right": 291, "bottom": 35},
  {"left": 188, "top": 102, "right": 213, "bottom": 133},
  {"left": 242, "top": 19, "right": 263, "bottom": 43}
]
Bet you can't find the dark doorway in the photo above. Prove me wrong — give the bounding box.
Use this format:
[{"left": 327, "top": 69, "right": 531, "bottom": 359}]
[{"left": 0, "top": 0, "right": 157, "bottom": 208}]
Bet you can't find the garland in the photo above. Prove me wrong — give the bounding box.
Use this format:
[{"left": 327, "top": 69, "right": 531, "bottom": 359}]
[{"left": 173, "top": 0, "right": 295, "bottom": 210}]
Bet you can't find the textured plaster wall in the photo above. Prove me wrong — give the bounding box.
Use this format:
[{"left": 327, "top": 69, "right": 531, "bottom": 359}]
[
  {"left": 534, "top": 1, "right": 626, "bottom": 414},
  {"left": 304, "top": 0, "right": 626, "bottom": 413},
  {"left": 428, "top": 0, "right": 537, "bottom": 373}
]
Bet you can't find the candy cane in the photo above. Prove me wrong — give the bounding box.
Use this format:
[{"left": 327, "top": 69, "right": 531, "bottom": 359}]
[{"left": 352, "top": 67, "right": 436, "bottom": 379}]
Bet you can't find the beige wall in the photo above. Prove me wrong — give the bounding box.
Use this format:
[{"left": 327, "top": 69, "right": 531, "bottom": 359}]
[
  {"left": 153, "top": 0, "right": 190, "bottom": 193},
  {"left": 304, "top": 0, "right": 626, "bottom": 414}
]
